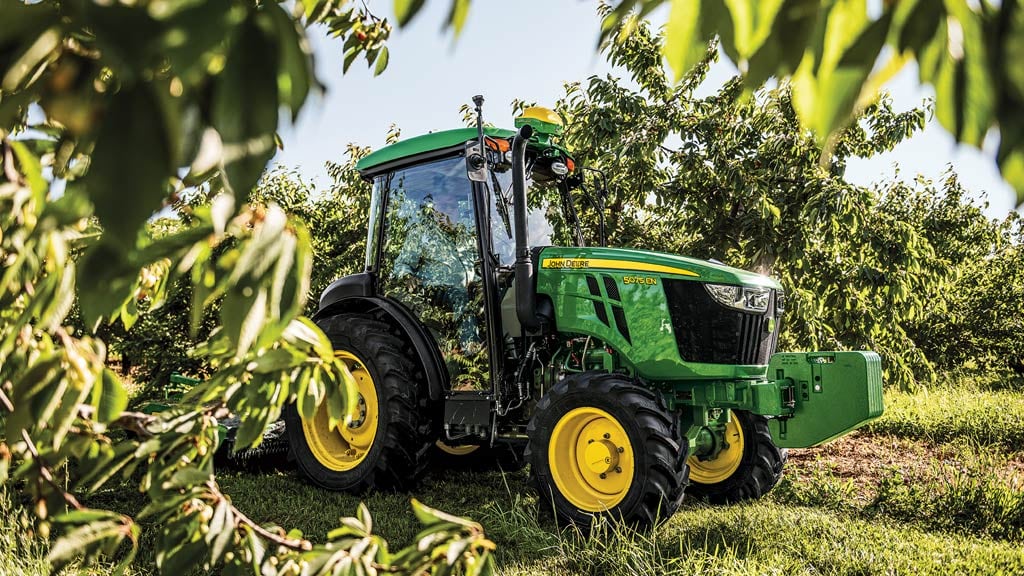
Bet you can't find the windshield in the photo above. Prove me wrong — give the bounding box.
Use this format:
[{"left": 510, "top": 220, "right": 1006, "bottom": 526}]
[{"left": 486, "top": 165, "right": 577, "bottom": 267}]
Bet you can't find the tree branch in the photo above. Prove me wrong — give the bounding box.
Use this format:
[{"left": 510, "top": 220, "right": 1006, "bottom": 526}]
[
  {"left": 205, "top": 480, "right": 313, "bottom": 552},
  {"left": 21, "top": 429, "right": 84, "bottom": 511},
  {"left": 2, "top": 140, "right": 21, "bottom": 185},
  {"left": 109, "top": 410, "right": 159, "bottom": 439},
  {"left": 0, "top": 385, "right": 13, "bottom": 413}
]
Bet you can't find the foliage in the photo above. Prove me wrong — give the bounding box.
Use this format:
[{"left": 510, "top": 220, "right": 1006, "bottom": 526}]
[
  {"left": 0, "top": 0, "right": 495, "bottom": 573},
  {"left": 401, "top": 0, "right": 1024, "bottom": 207},
  {"left": 252, "top": 139, "right": 404, "bottom": 307},
  {"left": 599, "top": 0, "right": 1024, "bottom": 208},
  {"left": 866, "top": 380, "right": 1024, "bottom": 450},
  {"left": 870, "top": 457, "right": 1024, "bottom": 542},
  {"left": 913, "top": 213, "right": 1024, "bottom": 373}
]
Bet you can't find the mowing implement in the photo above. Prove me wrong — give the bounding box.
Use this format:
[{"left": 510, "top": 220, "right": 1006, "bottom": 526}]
[{"left": 284, "top": 97, "right": 884, "bottom": 525}]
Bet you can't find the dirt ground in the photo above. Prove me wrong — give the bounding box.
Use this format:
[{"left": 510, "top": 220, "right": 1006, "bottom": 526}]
[{"left": 786, "top": 432, "right": 1024, "bottom": 499}]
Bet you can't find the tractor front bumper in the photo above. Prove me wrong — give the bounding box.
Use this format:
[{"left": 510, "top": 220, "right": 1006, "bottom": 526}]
[{"left": 666, "top": 351, "right": 884, "bottom": 448}]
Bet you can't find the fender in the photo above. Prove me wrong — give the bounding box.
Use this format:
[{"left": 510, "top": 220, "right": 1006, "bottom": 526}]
[
  {"left": 314, "top": 279, "right": 447, "bottom": 402},
  {"left": 318, "top": 272, "right": 374, "bottom": 308}
]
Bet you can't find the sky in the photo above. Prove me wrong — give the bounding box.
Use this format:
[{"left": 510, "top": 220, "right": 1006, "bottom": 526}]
[{"left": 275, "top": 1, "right": 1018, "bottom": 220}]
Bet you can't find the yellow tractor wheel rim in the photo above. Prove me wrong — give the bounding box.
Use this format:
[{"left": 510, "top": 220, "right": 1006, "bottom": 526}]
[
  {"left": 549, "top": 407, "right": 634, "bottom": 512},
  {"left": 436, "top": 441, "right": 480, "bottom": 456},
  {"left": 688, "top": 412, "right": 744, "bottom": 484},
  {"left": 301, "top": 351, "right": 378, "bottom": 471}
]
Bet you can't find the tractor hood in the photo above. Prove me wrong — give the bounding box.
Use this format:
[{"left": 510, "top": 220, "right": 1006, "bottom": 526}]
[{"left": 536, "top": 246, "right": 782, "bottom": 290}]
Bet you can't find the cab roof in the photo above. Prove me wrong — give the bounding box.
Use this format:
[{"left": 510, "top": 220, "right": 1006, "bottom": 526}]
[{"left": 355, "top": 127, "right": 515, "bottom": 176}]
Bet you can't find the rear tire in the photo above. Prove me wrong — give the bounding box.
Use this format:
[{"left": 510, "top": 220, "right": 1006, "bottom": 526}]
[
  {"left": 526, "top": 372, "right": 688, "bottom": 527},
  {"left": 686, "top": 409, "right": 786, "bottom": 504},
  {"left": 284, "top": 313, "right": 431, "bottom": 492}
]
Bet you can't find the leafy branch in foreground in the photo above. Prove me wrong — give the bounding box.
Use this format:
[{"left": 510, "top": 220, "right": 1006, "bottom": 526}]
[
  {"left": 0, "top": 136, "right": 496, "bottom": 574},
  {"left": 604, "top": 0, "right": 1024, "bottom": 207},
  {"left": 2, "top": 0, "right": 495, "bottom": 573}
]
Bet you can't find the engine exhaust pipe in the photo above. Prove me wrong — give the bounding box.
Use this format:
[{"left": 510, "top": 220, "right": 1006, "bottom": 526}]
[{"left": 512, "top": 124, "right": 539, "bottom": 332}]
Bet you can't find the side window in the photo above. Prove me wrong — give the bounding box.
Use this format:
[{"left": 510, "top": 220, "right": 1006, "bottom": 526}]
[
  {"left": 487, "top": 167, "right": 575, "bottom": 268},
  {"left": 377, "top": 156, "right": 488, "bottom": 389}
]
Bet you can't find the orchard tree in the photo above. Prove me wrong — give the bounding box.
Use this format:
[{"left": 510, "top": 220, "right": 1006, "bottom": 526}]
[
  {"left": 913, "top": 207, "right": 1024, "bottom": 374},
  {"left": 1, "top": 0, "right": 495, "bottom": 573}
]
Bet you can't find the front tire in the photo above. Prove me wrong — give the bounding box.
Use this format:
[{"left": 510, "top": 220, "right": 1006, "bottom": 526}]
[
  {"left": 686, "top": 409, "right": 786, "bottom": 503},
  {"left": 285, "top": 313, "right": 431, "bottom": 492},
  {"left": 526, "top": 372, "right": 688, "bottom": 527}
]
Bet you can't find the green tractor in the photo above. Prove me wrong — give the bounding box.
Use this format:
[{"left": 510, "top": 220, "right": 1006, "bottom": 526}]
[{"left": 283, "top": 97, "right": 883, "bottom": 525}]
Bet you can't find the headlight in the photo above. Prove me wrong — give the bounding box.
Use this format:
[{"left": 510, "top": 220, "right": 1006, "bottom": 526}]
[
  {"left": 775, "top": 291, "right": 785, "bottom": 315},
  {"left": 705, "top": 283, "right": 771, "bottom": 313}
]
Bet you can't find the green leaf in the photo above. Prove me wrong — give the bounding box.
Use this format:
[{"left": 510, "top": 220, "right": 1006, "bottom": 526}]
[
  {"left": 269, "top": 3, "right": 314, "bottom": 121},
  {"left": 158, "top": 538, "right": 208, "bottom": 576},
  {"left": 0, "top": 1, "right": 58, "bottom": 46},
  {"left": 895, "top": 0, "right": 942, "bottom": 54},
  {"left": 53, "top": 509, "right": 122, "bottom": 526},
  {"left": 394, "top": 0, "right": 426, "bottom": 26},
  {"left": 248, "top": 348, "right": 300, "bottom": 373},
  {"left": 162, "top": 466, "right": 213, "bottom": 490},
  {"left": 723, "top": 0, "right": 785, "bottom": 61},
  {"left": 298, "top": 368, "right": 320, "bottom": 420},
  {"left": 746, "top": 0, "right": 820, "bottom": 87},
  {"left": 85, "top": 83, "right": 173, "bottom": 245},
  {"left": 160, "top": 0, "right": 246, "bottom": 85},
  {"left": 212, "top": 13, "right": 280, "bottom": 197},
  {"left": 820, "top": 11, "right": 891, "bottom": 135},
  {"left": 942, "top": 0, "right": 994, "bottom": 146},
  {"left": 220, "top": 284, "right": 267, "bottom": 358},
  {"left": 48, "top": 519, "right": 126, "bottom": 569},
  {"left": 342, "top": 46, "right": 360, "bottom": 73},
  {"left": 91, "top": 369, "right": 128, "bottom": 424},
  {"left": 1, "top": 26, "right": 60, "bottom": 92},
  {"left": 78, "top": 2, "right": 163, "bottom": 81},
  {"left": 208, "top": 501, "right": 236, "bottom": 564},
  {"left": 663, "top": 0, "right": 705, "bottom": 82},
  {"left": 8, "top": 140, "right": 47, "bottom": 199},
  {"left": 76, "top": 242, "right": 137, "bottom": 331},
  {"left": 283, "top": 317, "right": 334, "bottom": 358},
  {"left": 411, "top": 498, "right": 478, "bottom": 529},
  {"left": 793, "top": 4, "right": 890, "bottom": 145},
  {"left": 998, "top": 113, "right": 1024, "bottom": 206},
  {"left": 374, "top": 46, "right": 390, "bottom": 76},
  {"left": 446, "top": 0, "right": 471, "bottom": 36},
  {"left": 1004, "top": 2, "right": 1024, "bottom": 103}
]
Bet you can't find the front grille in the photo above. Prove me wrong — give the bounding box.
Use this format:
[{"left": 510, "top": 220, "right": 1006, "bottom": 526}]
[{"left": 663, "top": 279, "right": 779, "bottom": 365}]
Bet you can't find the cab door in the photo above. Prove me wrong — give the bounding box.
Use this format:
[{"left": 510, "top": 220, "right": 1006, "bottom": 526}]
[{"left": 374, "top": 154, "right": 490, "bottom": 390}]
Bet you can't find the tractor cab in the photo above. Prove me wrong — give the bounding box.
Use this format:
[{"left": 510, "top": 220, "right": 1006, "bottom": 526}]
[
  {"left": 290, "top": 96, "right": 884, "bottom": 527},
  {"left": 346, "top": 106, "right": 589, "bottom": 410}
]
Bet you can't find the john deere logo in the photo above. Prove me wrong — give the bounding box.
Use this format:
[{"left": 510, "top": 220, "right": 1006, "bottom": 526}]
[{"left": 545, "top": 259, "right": 590, "bottom": 269}]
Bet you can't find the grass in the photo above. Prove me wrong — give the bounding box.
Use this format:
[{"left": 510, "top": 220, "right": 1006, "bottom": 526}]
[
  {"left": 776, "top": 441, "right": 1024, "bottom": 541},
  {"left": 866, "top": 372, "right": 1024, "bottom": 451},
  {"left": 4, "top": 371, "right": 1024, "bottom": 575},
  {"left": 0, "top": 489, "right": 50, "bottom": 575}
]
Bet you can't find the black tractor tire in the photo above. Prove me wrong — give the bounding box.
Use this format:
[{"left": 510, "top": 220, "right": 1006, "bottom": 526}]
[
  {"left": 429, "top": 440, "right": 528, "bottom": 472},
  {"left": 526, "top": 372, "right": 689, "bottom": 527},
  {"left": 686, "top": 409, "right": 787, "bottom": 504},
  {"left": 284, "top": 313, "right": 432, "bottom": 492}
]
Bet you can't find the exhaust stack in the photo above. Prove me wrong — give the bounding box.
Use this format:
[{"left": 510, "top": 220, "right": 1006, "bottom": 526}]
[{"left": 511, "top": 124, "right": 539, "bottom": 332}]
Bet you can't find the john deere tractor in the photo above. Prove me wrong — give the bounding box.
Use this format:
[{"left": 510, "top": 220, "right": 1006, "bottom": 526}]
[{"left": 283, "top": 97, "right": 883, "bottom": 525}]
